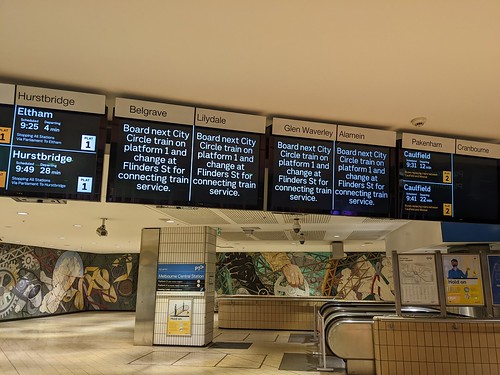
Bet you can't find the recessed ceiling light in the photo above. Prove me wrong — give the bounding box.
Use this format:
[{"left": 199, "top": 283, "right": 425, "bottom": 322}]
[
  {"left": 73, "top": 224, "right": 82, "bottom": 228},
  {"left": 59, "top": 237, "right": 65, "bottom": 240},
  {"left": 165, "top": 219, "right": 174, "bottom": 223},
  {"left": 334, "top": 235, "right": 340, "bottom": 238},
  {"left": 17, "top": 212, "right": 28, "bottom": 216}
]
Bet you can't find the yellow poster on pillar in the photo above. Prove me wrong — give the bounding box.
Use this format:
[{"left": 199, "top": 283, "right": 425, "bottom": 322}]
[
  {"left": 442, "top": 254, "right": 484, "bottom": 306},
  {"left": 167, "top": 299, "right": 192, "bottom": 336}
]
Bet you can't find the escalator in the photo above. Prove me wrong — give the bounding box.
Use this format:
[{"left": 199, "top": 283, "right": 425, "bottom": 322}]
[{"left": 318, "top": 301, "right": 443, "bottom": 374}]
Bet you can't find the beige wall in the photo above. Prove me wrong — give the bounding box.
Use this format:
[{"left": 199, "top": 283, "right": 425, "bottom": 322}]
[
  {"left": 218, "top": 297, "right": 324, "bottom": 330},
  {"left": 373, "top": 317, "right": 500, "bottom": 375}
]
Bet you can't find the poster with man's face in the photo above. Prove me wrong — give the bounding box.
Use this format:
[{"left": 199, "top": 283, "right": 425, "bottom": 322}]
[{"left": 442, "top": 254, "right": 484, "bottom": 306}]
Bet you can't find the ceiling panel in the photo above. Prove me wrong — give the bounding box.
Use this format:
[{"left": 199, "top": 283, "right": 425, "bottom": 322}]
[
  {"left": 346, "top": 230, "right": 392, "bottom": 241},
  {"left": 149, "top": 207, "right": 230, "bottom": 225},
  {"left": 215, "top": 210, "right": 279, "bottom": 225},
  {"left": 0, "top": 2, "right": 498, "bottom": 254},
  {"left": 281, "top": 213, "right": 333, "bottom": 224}
]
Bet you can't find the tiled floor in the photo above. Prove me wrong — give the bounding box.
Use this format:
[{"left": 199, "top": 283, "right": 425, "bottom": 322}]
[{"left": 0, "top": 312, "right": 346, "bottom": 374}]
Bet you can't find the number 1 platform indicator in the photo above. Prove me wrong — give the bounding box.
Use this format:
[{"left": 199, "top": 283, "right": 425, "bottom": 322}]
[
  {"left": 77, "top": 176, "right": 93, "bottom": 193},
  {"left": 0, "top": 127, "right": 11, "bottom": 144},
  {"left": 81, "top": 135, "right": 96, "bottom": 151}
]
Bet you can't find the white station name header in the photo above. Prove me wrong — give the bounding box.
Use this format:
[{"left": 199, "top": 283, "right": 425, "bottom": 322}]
[
  {"left": 272, "top": 118, "right": 337, "bottom": 141},
  {"left": 16, "top": 85, "right": 105, "bottom": 114},
  {"left": 195, "top": 108, "right": 265, "bottom": 134},
  {"left": 115, "top": 98, "right": 195, "bottom": 125}
]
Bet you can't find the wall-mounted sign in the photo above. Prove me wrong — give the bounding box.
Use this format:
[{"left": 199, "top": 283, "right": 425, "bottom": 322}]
[
  {"left": 442, "top": 254, "right": 484, "bottom": 306},
  {"left": 157, "top": 263, "right": 205, "bottom": 294}
]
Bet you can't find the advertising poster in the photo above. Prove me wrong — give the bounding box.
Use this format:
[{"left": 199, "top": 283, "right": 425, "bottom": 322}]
[
  {"left": 397, "top": 254, "right": 439, "bottom": 305},
  {"left": 487, "top": 255, "right": 500, "bottom": 306},
  {"left": 167, "top": 299, "right": 192, "bottom": 336},
  {"left": 442, "top": 254, "right": 484, "bottom": 306}
]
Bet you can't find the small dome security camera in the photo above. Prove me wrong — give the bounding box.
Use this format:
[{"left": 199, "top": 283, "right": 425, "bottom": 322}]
[
  {"left": 299, "top": 232, "right": 305, "bottom": 245},
  {"left": 292, "top": 218, "right": 301, "bottom": 234}
]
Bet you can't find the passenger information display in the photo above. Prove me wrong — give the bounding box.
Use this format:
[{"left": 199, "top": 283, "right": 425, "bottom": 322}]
[
  {"left": 399, "top": 134, "right": 500, "bottom": 222},
  {"left": 107, "top": 99, "right": 265, "bottom": 209},
  {"left": 0, "top": 84, "right": 106, "bottom": 201},
  {"left": 397, "top": 254, "right": 440, "bottom": 306},
  {"left": 268, "top": 119, "right": 396, "bottom": 216}
]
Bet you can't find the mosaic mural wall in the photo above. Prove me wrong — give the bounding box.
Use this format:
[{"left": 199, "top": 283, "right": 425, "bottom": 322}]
[
  {"left": 0, "top": 243, "right": 138, "bottom": 321},
  {"left": 216, "top": 251, "right": 395, "bottom": 301}
]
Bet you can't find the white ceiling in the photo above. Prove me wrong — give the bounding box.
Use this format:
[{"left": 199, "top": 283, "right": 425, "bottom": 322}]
[{"left": 0, "top": 1, "right": 499, "bottom": 254}]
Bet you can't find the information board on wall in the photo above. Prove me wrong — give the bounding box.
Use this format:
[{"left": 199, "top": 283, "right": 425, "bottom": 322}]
[
  {"left": 397, "top": 254, "right": 440, "bottom": 306},
  {"left": 107, "top": 99, "right": 265, "bottom": 209},
  {"left": 399, "top": 134, "right": 500, "bottom": 223},
  {"left": 442, "top": 254, "right": 484, "bottom": 306},
  {"left": 0, "top": 84, "right": 106, "bottom": 201},
  {"left": 268, "top": 118, "right": 395, "bottom": 216},
  {"left": 487, "top": 255, "right": 500, "bottom": 306},
  {"left": 156, "top": 263, "right": 205, "bottom": 294}
]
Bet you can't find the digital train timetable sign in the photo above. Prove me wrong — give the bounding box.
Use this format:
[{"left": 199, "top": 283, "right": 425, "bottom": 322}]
[
  {"left": 0, "top": 84, "right": 106, "bottom": 201},
  {"left": 267, "top": 118, "right": 397, "bottom": 217},
  {"left": 399, "top": 133, "right": 500, "bottom": 223},
  {"left": 107, "top": 99, "right": 266, "bottom": 210}
]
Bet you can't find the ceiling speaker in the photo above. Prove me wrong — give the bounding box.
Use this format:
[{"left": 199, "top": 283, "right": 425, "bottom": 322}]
[{"left": 331, "top": 241, "right": 344, "bottom": 260}]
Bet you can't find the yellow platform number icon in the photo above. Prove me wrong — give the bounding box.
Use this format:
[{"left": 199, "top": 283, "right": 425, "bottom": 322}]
[
  {"left": 443, "top": 203, "right": 452, "bottom": 216},
  {"left": 443, "top": 171, "right": 452, "bottom": 183},
  {"left": 0, "top": 127, "right": 12, "bottom": 144},
  {"left": 0, "top": 171, "right": 6, "bottom": 188}
]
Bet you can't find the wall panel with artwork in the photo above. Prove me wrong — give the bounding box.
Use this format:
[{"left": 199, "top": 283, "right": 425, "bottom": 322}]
[
  {"left": 0, "top": 243, "right": 138, "bottom": 321},
  {"left": 216, "top": 251, "right": 394, "bottom": 301}
]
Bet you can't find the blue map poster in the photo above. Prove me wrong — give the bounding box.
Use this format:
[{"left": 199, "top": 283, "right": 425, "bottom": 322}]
[{"left": 487, "top": 255, "right": 500, "bottom": 305}]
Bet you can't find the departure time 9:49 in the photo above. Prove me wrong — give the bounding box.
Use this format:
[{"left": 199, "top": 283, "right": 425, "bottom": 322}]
[{"left": 14, "top": 165, "right": 57, "bottom": 175}]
